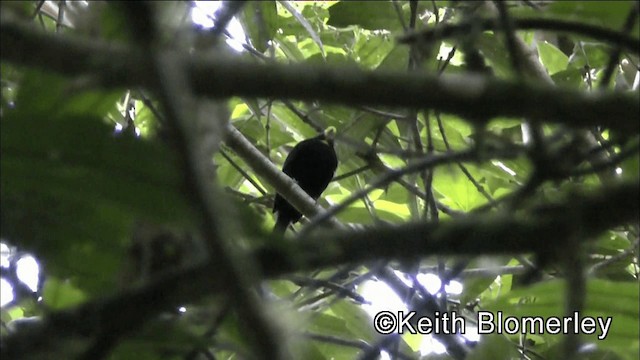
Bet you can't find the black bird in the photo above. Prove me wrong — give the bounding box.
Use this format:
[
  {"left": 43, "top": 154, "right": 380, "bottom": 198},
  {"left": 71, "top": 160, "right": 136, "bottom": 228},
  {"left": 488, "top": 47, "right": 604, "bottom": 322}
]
[{"left": 273, "top": 127, "right": 338, "bottom": 234}]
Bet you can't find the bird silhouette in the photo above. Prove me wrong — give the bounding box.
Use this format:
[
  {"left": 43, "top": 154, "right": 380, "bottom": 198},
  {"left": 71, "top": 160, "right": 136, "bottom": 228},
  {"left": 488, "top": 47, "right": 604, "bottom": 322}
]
[{"left": 273, "top": 127, "right": 338, "bottom": 234}]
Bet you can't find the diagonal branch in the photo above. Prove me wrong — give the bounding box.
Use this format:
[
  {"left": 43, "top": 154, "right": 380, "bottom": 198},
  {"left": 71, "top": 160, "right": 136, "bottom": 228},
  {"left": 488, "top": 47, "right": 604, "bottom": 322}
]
[
  {"left": 224, "top": 124, "right": 345, "bottom": 231},
  {"left": 5, "top": 180, "right": 637, "bottom": 358}
]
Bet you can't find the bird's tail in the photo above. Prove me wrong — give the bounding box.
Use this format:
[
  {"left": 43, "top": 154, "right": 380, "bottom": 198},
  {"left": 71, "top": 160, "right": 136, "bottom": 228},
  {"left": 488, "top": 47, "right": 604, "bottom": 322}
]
[{"left": 272, "top": 215, "right": 289, "bottom": 236}]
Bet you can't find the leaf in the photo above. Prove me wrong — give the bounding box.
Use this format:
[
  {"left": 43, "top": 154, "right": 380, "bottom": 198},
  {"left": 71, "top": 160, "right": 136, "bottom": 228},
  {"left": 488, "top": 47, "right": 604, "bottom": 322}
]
[
  {"left": 466, "top": 334, "right": 519, "bottom": 360},
  {"left": 280, "top": 1, "right": 325, "bottom": 57},
  {"left": 239, "top": 1, "right": 278, "bottom": 53},
  {"left": 551, "top": 67, "right": 585, "bottom": 88},
  {"left": 373, "top": 200, "right": 411, "bottom": 221},
  {"left": 354, "top": 33, "right": 396, "bottom": 69},
  {"left": 1, "top": 86, "right": 193, "bottom": 294},
  {"left": 13, "top": 70, "right": 122, "bottom": 121},
  {"left": 275, "top": 33, "right": 307, "bottom": 61},
  {"left": 1, "top": 113, "right": 191, "bottom": 223},
  {"left": 475, "top": 33, "right": 512, "bottom": 77},
  {"left": 328, "top": 1, "right": 401, "bottom": 31},
  {"left": 111, "top": 319, "right": 204, "bottom": 360},
  {"left": 484, "top": 280, "right": 640, "bottom": 359},
  {"left": 42, "top": 277, "right": 87, "bottom": 310},
  {"left": 537, "top": 41, "right": 569, "bottom": 75},
  {"left": 306, "top": 311, "right": 355, "bottom": 341},
  {"left": 569, "top": 43, "right": 612, "bottom": 69},
  {"left": 433, "top": 166, "right": 489, "bottom": 211},
  {"left": 460, "top": 259, "right": 512, "bottom": 305},
  {"left": 330, "top": 301, "right": 377, "bottom": 342},
  {"left": 546, "top": 1, "right": 639, "bottom": 34},
  {"left": 376, "top": 45, "right": 409, "bottom": 70}
]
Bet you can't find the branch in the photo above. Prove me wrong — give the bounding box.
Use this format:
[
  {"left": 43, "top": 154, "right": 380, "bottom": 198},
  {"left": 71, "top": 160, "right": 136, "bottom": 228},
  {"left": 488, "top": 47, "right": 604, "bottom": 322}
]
[
  {"left": 115, "top": 4, "right": 284, "bottom": 359},
  {"left": 224, "top": 124, "right": 345, "bottom": 231},
  {"left": 399, "top": 17, "right": 640, "bottom": 55},
  {"left": 263, "top": 181, "right": 639, "bottom": 274},
  {"left": 1, "top": 14, "right": 638, "bottom": 133},
  {"left": 5, "top": 181, "right": 637, "bottom": 358},
  {"left": 297, "top": 149, "right": 481, "bottom": 238}
]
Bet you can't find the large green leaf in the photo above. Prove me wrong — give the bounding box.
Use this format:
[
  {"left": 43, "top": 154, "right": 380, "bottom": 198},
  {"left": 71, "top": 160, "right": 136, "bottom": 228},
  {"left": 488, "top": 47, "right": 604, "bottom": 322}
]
[
  {"left": 1, "top": 73, "right": 193, "bottom": 294},
  {"left": 328, "top": 1, "right": 401, "bottom": 31},
  {"left": 239, "top": 1, "right": 279, "bottom": 53},
  {"left": 547, "top": 1, "right": 639, "bottom": 34},
  {"left": 537, "top": 41, "right": 569, "bottom": 76},
  {"left": 485, "top": 280, "right": 640, "bottom": 360}
]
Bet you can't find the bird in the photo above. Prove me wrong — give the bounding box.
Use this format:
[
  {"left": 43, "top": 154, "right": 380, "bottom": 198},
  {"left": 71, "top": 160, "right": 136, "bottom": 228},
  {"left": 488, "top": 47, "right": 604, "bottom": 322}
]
[{"left": 273, "top": 127, "right": 338, "bottom": 235}]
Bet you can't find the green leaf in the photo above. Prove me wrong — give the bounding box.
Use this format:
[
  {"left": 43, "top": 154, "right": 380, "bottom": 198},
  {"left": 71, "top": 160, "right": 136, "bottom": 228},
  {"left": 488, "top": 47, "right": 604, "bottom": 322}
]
[
  {"left": 276, "top": 33, "right": 307, "bottom": 61},
  {"left": 280, "top": 0, "right": 325, "bottom": 57},
  {"left": 376, "top": 45, "right": 409, "bottom": 70},
  {"left": 111, "top": 318, "right": 204, "bottom": 360},
  {"left": 373, "top": 199, "right": 411, "bottom": 221},
  {"left": 1, "top": 92, "right": 193, "bottom": 293},
  {"left": 467, "top": 334, "right": 519, "bottom": 360},
  {"left": 551, "top": 67, "right": 585, "bottom": 88},
  {"left": 537, "top": 41, "right": 569, "bottom": 75},
  {"left": 460, "top": 260, "right": 510, "bottom": 305},
  {"left": 485, "top": 280, "right": 640, "bottom": 359},
  {"left": 328, "top": 1, "right": 401, "bottom": 31},
  {"left": 546, "top": 1, "right": 639, "bottom": 34},
  {"left": 475, "top": 33, "right": 512, "bottom": 78},
  {"left": 618, "top": 153, "right": 639, "bottom": 182},
  {"left": 353, "top": 32, "right": 395, "bottom": 69},
  {"left": 42, "top": 277, "right": 87, "bottom": 310},
  {"left": 306, "top": 311, "right": 354, "bottom": 340},
  {"left": 569, "top": 43, "right": 612, "bottom": 69},
  {"left": 1, "top": 114, "right": 192, "bottom": 223},
  {"left": 13, "top": 70, "right": 122, "bottom": 121},
  {"left": 329, "top": 301, "right": 377, "bottom": 342},
  {"left": 433, "top": 166, "right": 490, "bottom": 211},
  {"left": 239, "top": 1, "right": 278, "bottom": 53}
]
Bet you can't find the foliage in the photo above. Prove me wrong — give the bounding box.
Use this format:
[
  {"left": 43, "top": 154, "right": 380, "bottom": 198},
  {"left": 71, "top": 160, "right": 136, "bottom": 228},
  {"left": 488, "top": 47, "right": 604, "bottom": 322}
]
[{"left": 0, "top": 1, "right": 638, "bottom": 360}]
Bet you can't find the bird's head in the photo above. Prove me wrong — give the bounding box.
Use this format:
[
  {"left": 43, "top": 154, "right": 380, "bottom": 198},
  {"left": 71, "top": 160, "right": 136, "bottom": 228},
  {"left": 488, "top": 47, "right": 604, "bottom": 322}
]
[{"left": 321, "top": 126, "right": 337, "bottom": 146}]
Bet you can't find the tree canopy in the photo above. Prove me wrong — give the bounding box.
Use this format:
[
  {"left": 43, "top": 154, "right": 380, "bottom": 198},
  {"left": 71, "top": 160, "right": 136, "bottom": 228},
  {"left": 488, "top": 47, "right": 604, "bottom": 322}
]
[{"left": 1, "top": 1, "right": 638, "bottom": 360}]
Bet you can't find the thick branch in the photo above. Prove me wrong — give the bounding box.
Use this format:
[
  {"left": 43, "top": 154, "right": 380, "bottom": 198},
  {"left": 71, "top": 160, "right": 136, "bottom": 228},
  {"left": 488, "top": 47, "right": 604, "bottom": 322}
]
[
  {"left": 188, "top": 58, "right": 638, "bottom": 133},
  {"left": 1, "top": 15, "right": 638, "bottom": 133},
  {"left": 5, "top": 181, "right": 637, "bottom": 358},
  {"left": 260, "top": 181, "right": 639, "bottom": 274}
]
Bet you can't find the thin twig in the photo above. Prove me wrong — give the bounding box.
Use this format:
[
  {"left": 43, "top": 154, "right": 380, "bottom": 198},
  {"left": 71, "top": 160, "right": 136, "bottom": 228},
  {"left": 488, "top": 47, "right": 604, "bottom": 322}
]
[
  {"left": 298, "top": 150, "right": 488, "bottom": 238},
  {"left": 588, "top": 238, "right": 640, "bottom": 274},
  {"left": 220, "top": 148, "right": 267, "bottom": 195}
]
